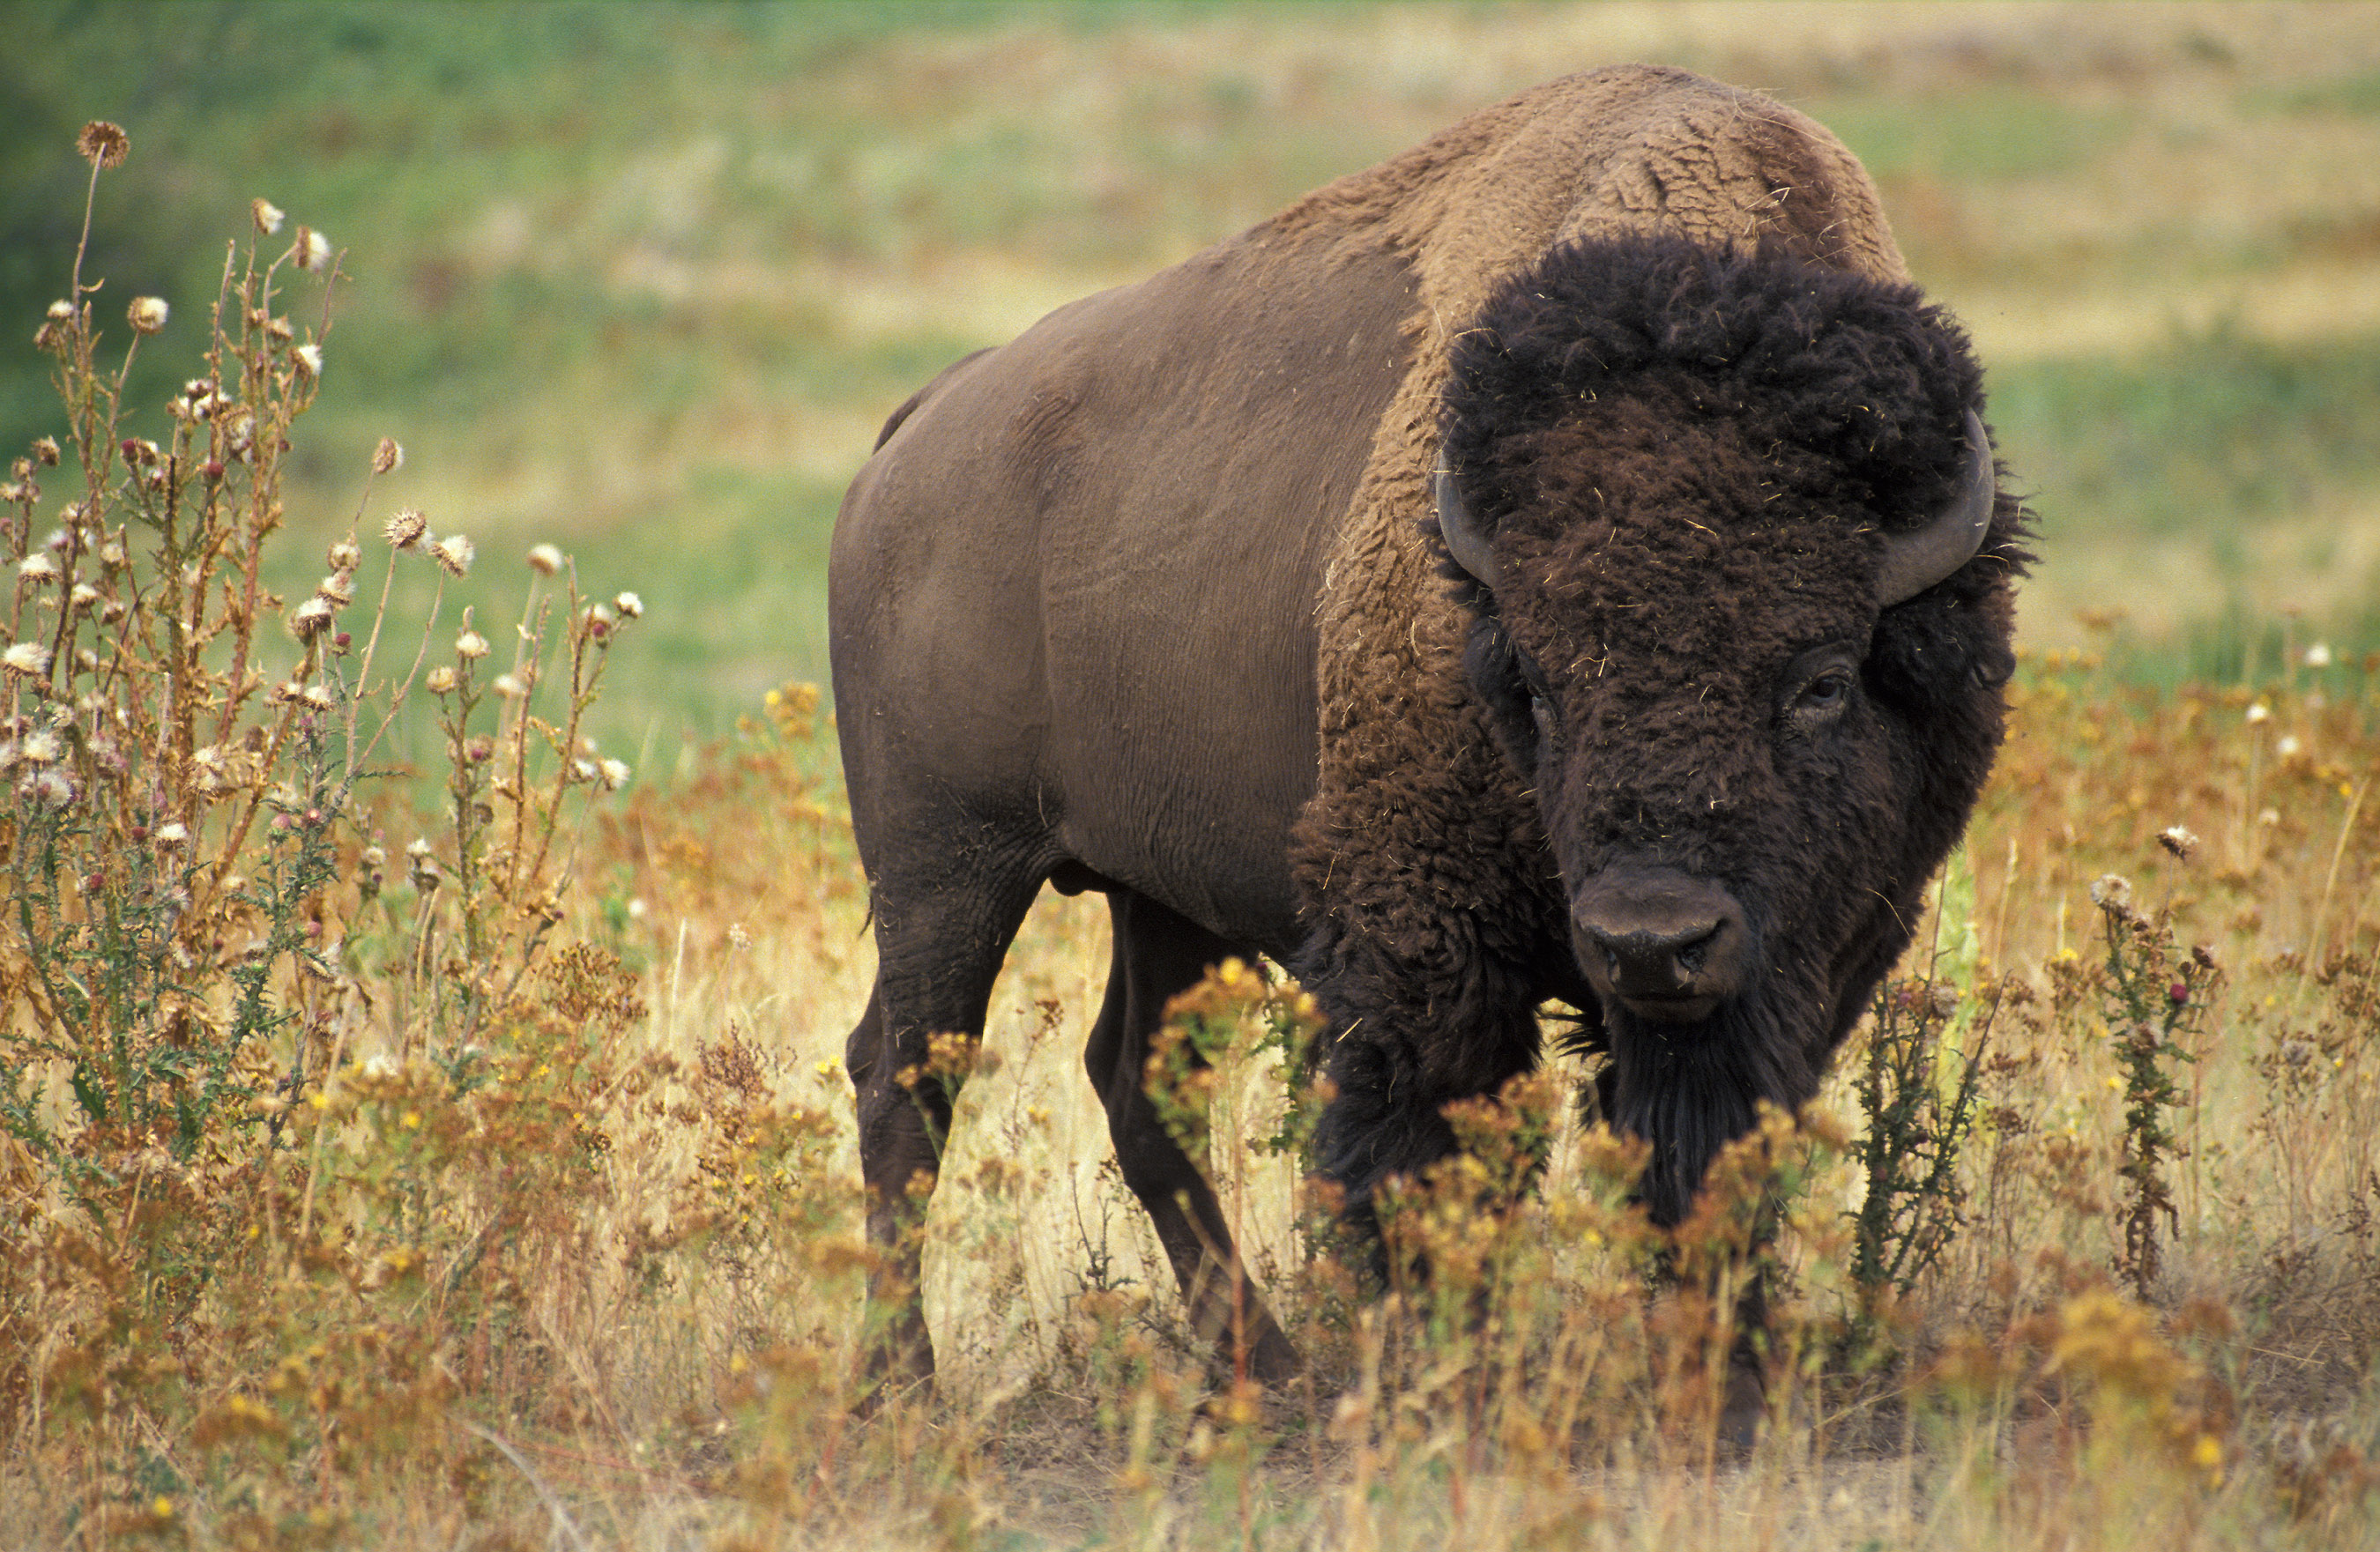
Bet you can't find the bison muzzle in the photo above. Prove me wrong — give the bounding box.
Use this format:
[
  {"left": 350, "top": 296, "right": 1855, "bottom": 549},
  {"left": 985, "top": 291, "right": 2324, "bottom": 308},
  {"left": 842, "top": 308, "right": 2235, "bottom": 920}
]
[{"left": 829, "top": 63, "right": 2025, "bottom": 1396}]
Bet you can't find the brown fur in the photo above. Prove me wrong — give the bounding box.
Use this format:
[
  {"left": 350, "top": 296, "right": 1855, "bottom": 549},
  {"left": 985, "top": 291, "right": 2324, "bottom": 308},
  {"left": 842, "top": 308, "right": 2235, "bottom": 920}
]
[
  {"left": 829, "top": 62, "right": 2021, "bottom": 1388},
  {"left": 1286, "top": 65, "right": 1909, "bottom": 977}
]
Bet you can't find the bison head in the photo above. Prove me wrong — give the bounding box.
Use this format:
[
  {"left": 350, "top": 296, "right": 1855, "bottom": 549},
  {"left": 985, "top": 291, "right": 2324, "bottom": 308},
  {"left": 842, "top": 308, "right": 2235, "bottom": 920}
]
[{"left": 1434, "top": 235, "right": 2023, "bottom": 1225}]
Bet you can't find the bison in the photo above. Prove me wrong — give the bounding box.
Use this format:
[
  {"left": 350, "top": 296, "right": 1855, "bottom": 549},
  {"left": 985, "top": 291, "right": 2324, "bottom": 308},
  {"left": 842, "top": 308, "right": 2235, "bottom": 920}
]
[{"left": 830, "top": 63, "right": 2023, "bottom": 1392}]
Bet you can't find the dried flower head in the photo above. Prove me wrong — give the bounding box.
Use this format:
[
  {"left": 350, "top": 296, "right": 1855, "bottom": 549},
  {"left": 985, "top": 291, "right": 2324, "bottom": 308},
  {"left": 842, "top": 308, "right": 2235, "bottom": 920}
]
[
  {"left": 70, "top": 583, "right": 98, "bottom": 613},
  {"left": 294, "top": 342, "right": 323, "bottom": 377},
  {"left": 127, "top": 296, "right": 169, "bottom": 335},
  {"left": 372, "top": 436, "right": 404, "bottom": 474},
  {"left": 290, "top": 596, "right": 336, "bottom": 640},
  {"left": 252, "top": 197, "right": 286, "bottom": 235},
  {"left": 327, "top": 539, "right": 361, "bottom": 570},
  {"left": 2277, "top": 734, "right": 2303, "bottom": 759},
  {"left": 425, "top": 665, "right": 457, "bottom": 696},
  {"left": 492, "top": 672, "right": 527, "bottom": 699},
  {"left": 455, "top": 628, "right": 489, "bottom": 661},
  {"left": 315, "top": 570, "right": 355, "bottom": 607},
  {"left": 383, "top": 508, "right": 429, "bottom": 550},
  {"left": 2088, "top": 873, "right": 2133, "bottom": 912},
  {"left": 2305, "top": 642, "right": 2333, "bottom": 669},
  {"left": 2245, "top": 702, "right": 2271, "bottom": 725},
  {"left": 293, "top": 226, "right": 334, "bottom": 274},
  {"left": 32, "top": 436, "right": 58, "bottom": 467},
  {"left": 2157, "top": 825, "right": 2199, "bottom": 862},
  {"left": 614, "top": 590, "right": 644, "bottom": 620},
  {"left": 300, "top": 683, "right": 337, "bottom": 712},
  {"left": 100, "top": 540, "right": 126, "bottom": 570},
  {"left": 3, "top": 641, "right": 52, "bottom": 678},
  {"left": 599, "top": 757, "right": 631, "bottom": 791},
  {"left": 45, "top": 300, "right": 73, "bottom": 323},
  {"left": 78, "top": 120, "right": 130, "bottom": 169},
  {"left": 154, "top": 821, "right": 189, "bottom": 848},
  {"left": 19, "top": 554, "right": 56, "bottom": 583},
  {"left": 430, "top": 533, "right": 473, "bottom": 578},
  {"left": 19, "top": 730, "right": 59, "bottom": 766},
  {"left": 526, "top": 542, "right": 563, "bottom": 576},
  {"left": 19, "top": 768, "right": 73, "bottom": 808}
]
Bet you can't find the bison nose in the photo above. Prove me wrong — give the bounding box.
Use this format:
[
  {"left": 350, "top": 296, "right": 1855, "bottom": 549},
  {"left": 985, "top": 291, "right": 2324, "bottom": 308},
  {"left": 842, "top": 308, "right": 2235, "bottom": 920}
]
[{"left": 1573, "top": 870, "right": 1751, "bottom": 1022}]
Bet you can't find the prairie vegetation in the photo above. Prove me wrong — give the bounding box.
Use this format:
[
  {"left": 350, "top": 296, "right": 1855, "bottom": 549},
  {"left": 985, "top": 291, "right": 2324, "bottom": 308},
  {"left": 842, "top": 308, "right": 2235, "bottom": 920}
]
[{"left": 4, "top": 4, "right": 2380, "bottom": 1548}]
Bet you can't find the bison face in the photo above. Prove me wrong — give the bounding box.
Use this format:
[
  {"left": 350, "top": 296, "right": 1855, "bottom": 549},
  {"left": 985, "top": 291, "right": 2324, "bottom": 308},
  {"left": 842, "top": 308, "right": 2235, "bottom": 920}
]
[{"left": 1436, "top": 237, "right": 2019, "bottom": 1223}]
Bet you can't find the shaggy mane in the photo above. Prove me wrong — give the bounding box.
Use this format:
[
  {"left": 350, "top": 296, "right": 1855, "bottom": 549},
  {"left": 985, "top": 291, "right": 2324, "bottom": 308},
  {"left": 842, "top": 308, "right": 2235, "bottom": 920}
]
[{"left": 1439, "top": 235, "right": 1988, "bottom": 547}]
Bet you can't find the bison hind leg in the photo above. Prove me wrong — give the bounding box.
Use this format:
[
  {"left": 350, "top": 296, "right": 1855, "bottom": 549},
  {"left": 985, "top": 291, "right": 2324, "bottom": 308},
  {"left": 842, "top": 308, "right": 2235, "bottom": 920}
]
[
  {"left": 1085, "top": 887, "right": 1299, "bottom": 1385},
  {"left": 848, "top": 862, "right": 1044, "bottom": 1400}
]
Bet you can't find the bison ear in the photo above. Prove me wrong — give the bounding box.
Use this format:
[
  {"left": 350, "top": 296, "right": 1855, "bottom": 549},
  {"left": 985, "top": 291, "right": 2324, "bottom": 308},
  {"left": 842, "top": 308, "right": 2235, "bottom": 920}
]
[
  {"left": 1877, "top": 410, "right": 1995, "bottom": 607},
  {"left": 1435, "top": 457, "right": 1503, "bottom": 593}
]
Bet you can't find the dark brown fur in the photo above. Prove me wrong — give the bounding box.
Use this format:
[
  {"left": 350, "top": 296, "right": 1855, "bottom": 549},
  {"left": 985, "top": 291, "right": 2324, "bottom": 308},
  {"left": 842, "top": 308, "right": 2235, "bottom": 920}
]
[
  {"left": 1307, "top": 235, "right": 2022, "bottom": 1234},
  {"left": 829, "top": 63, "right": 2023, "bottom": 1392}
]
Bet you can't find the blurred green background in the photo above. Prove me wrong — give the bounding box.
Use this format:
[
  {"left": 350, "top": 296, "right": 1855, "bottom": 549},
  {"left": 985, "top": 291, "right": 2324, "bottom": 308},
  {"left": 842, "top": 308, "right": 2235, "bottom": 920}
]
[{"left": 6, "top": 0, "right": 2380, "bottom": 759}]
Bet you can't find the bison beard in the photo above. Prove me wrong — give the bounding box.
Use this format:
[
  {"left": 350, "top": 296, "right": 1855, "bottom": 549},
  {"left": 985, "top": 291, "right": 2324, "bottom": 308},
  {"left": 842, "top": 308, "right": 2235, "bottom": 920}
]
[{"left": 829, "top": 63, "right": 2026, "bottom": 1400}]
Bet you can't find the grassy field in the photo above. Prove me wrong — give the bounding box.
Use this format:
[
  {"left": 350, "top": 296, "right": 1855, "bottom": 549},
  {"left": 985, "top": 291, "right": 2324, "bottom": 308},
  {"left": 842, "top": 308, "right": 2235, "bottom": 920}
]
[{"left": 4, "top": 3, "right": 2380, "bottom": 1548}]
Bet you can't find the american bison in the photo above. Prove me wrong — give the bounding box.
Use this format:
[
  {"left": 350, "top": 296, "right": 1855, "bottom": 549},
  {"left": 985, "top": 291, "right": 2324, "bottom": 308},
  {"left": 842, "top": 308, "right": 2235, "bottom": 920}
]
[{"left": 830, "top": 63, "right": 2023, "bottom": 1390}]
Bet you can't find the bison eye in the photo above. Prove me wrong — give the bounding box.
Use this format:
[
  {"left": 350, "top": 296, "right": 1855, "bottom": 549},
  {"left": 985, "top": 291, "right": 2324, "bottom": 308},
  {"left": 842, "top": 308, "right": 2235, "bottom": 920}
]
[
  {"left": 1799, "top": 672, "right": 1850, "bottom": 711},
  {"left": 1781, "top": 650, "right": 1862, "bottom": 738}
]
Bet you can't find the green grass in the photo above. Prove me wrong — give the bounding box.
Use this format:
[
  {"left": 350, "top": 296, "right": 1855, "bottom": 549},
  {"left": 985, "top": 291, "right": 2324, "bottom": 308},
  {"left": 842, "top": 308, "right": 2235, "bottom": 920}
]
[
  {"left": 1811, "top": 87, "right": 2128, "bottom": 184},
  {"left": 8, "top": 0, "right": 2380, "bottom": 733},
  {"left": 1993, "top": 328, "right": 2380, "bottom": 540}
]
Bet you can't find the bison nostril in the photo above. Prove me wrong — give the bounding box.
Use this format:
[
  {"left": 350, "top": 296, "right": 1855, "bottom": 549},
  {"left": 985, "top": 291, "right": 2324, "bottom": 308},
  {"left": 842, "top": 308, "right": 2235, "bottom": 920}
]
[{"left": 1572, "top": 871, "right": 1752, "bottom": 1015}]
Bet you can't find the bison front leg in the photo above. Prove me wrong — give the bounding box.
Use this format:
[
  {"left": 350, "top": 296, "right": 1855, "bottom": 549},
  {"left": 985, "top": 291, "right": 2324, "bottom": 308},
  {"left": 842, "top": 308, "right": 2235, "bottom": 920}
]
[
  {"left": 1086, "top": 889, "right": 1298, "bottom": 1384},
  {"left": 1302, "top": 926, "right": 1551, "bottom": 1284}
]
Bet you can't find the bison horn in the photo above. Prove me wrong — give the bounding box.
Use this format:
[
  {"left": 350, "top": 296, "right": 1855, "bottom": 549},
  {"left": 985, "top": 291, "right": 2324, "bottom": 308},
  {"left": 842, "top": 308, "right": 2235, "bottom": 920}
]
[
  {"left": 1434, "top": 458, "right": 1501, "bottom": 591},
  {"left": 1877, "top": 410, "right": 1997, "bottom": 607}
]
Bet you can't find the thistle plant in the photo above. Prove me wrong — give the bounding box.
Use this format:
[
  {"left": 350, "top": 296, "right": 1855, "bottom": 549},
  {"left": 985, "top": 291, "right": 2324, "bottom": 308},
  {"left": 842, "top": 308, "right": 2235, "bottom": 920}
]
[
  {"left": 2086, "top": 869, "right": 2219, "bottom": 1301},
  {"left": 0, "top": 122, "right": 369, "bottom": 1199},
  {"left": 0, "top": 123, "right": 648, "bottom": 1496},
  {"left": 1849, "top": 973, "right": 1995, "bottom": 1319}
]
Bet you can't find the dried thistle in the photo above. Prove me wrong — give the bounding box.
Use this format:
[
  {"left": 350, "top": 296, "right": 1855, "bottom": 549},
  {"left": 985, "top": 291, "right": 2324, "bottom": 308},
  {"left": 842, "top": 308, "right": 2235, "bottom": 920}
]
[
  {"left": 299, "top": 227, "right": 335, "bottom": 273},
  {"left": 77, "top": 119, "right": 130, "bottom": 169},
  {"left": 383, "top": 508, "right": 429, "bottom": 551},
  {"left": 127, "top": 296, "right": 169, "bottom": 335}
]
